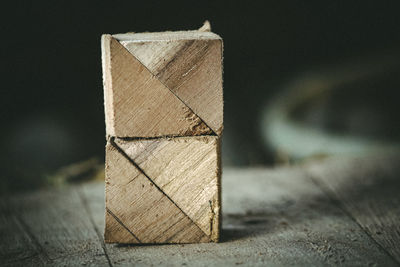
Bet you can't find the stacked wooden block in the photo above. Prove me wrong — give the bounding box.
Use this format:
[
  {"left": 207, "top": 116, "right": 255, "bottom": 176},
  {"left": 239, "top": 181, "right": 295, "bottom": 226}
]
[{"left": 101, "top": 25, "right": 223, "bottom": 244}]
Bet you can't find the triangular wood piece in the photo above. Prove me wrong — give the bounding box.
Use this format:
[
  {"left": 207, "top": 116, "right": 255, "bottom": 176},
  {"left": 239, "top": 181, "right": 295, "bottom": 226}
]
[
  {"left": 105, "top": 141, "right": 210, "bottom": 243},
  {"left": 119, "top": 37, "right": 223, "bottom": 135},
  {"left": 102, "top": 35, "right": 213, "bottom": 137},
  {"left": 114, "top": 136, "right": 220, "bottom": 241}
]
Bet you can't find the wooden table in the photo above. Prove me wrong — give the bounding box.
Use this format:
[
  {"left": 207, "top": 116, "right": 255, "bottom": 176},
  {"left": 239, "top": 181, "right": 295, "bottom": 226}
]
[{"left": 1, "top": 153, "right": 400, "bottom": 266}]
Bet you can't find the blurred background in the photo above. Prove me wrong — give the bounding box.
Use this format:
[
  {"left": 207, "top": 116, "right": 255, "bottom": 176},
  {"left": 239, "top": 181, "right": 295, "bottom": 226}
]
[{"left": 1, "top": 1, "right": 400, "bottom": 192}]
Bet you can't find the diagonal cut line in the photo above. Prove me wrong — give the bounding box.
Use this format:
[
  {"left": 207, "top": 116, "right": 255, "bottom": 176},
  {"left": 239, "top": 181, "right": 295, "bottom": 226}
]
[
  {"left": 114, "top": 37, "right": 217, "bottom": 136},
  {"left": 116, "top": 133, "right": 216, "bottom": 141},
  {"left": 110, "top": 137, "right": 210, "bottom": 240},
  {"left": 106, "top": 208, "right": 142, "bottom": 243}
]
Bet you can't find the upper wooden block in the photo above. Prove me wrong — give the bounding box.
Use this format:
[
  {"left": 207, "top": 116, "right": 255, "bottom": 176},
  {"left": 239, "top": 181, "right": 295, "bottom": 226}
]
[{"left": 102, "top": 30, "right": 223, "bottom": 138}]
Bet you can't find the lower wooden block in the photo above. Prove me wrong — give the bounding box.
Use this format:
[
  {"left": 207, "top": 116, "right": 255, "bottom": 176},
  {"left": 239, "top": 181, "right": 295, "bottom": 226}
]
[{"left": 104, "top": 136, "right": 221, "bottom": 244}]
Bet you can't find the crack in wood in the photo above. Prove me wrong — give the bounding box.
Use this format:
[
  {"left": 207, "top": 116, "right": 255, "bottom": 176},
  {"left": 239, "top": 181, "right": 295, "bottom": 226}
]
[
  {"left": 76, "top": 188, "right": 114, "bottom": 267},
  {"left": 209, "top": 200, "right": 215, "bottom": 239},
  {"left": 114, "top": 134, "right": 216, "bottom": 141}
]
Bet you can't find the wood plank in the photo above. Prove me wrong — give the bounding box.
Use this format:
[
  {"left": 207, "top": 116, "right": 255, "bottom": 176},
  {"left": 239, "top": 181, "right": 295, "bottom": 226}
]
[
  {"left": 114, "top": 136, "right": 220, "bottom": 240},
  {"left": 0, "top": 200, "right": 47, "bottom": 266},
  {"left": 1, "top": 186, "right": 110, "bottom": 266},
  {"left": 105, "top": 141, "right": 209, "bottom": 244},
  {"left": 101, "top": 34, "right": 213, "bottom": 138},
  {"left": 82, "top": 166, "right": 396, "bottom": 266},
  {"left": 307, "top": 153, "right": 400, "bottom": 264}
]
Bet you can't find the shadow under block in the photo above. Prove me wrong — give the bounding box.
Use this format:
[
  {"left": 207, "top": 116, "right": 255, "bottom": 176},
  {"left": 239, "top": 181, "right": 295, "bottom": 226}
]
[
  {"left": 102, "top": 31, "right": 223, "bottom": 138},
  {"left": 104, "top": 136, "right": 221, "bottom": 243}
]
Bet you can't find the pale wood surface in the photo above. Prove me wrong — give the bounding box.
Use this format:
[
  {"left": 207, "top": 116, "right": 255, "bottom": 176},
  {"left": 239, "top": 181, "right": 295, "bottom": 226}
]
[
  {"left": 101, "top": 34, "right": 214, "bottom": 138},
  {"left": 2, "top": 154, "right": 400, "bottom": 266}
]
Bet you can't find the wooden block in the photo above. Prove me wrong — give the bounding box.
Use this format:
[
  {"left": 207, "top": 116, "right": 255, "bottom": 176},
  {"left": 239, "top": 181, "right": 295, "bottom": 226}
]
[
  {"left": 102, "top": 29, "right": 223, "bottom": 138},
  {"left": 102, "top": 24, "right": 223, "bottom": 244},
  {"left": 104, "top": 136, "right": 221, "bottom": 243}
]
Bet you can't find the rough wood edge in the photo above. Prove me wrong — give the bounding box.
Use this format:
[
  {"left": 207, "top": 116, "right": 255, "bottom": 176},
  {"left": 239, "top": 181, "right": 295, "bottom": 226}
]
[
  {"left": 111, "top": 21, "right": 221, "bottom": 43},
  {"left": 101, "top": 34, "right": 115, "bottom": 137}
]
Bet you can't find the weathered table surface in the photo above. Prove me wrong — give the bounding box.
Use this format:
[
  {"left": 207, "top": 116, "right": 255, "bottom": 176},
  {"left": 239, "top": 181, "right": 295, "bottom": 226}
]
[{"left": 1, "top": 153, "right": 400, "bottom": 266}]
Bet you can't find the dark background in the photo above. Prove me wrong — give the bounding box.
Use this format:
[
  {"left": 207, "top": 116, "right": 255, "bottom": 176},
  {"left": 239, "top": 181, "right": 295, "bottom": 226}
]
[{"left": 2, "top": 1, "right": 400, "bottom": 191}]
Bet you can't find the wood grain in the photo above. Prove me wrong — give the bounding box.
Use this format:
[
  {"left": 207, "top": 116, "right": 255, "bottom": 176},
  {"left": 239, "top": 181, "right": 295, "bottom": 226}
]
[
  {"left": 105, "top": 141, "right": 210, "bottom": 244},
  {"left": 114, "top": 135, "right": 221, "bottom": 241},
  {"left": 307, "top": 154, "right": 400, "bottom": 264},
  {"left": 118, "top": 33, "right": 223, "bottom": 135},
  {"left": 0, "top": 200, "right": 47, "bottom": 266},
  {"left": 0, "top": 187, "right": 110, "bottom": 266},
  {"left": 101, "top": 34, "right": 213, "bottom": 138}
]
